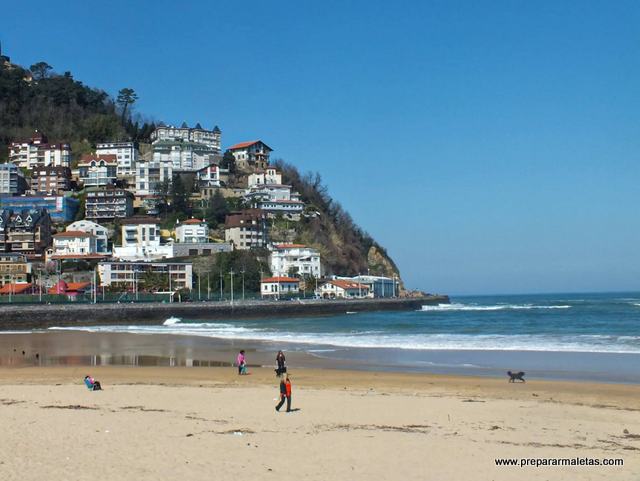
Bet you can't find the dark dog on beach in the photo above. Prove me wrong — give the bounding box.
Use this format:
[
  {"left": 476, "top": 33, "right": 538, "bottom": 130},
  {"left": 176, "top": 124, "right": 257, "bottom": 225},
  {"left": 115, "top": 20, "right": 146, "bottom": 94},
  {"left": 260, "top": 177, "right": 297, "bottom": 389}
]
[{"left": 507, "top": 371, "right": 525, "bottom": 383}]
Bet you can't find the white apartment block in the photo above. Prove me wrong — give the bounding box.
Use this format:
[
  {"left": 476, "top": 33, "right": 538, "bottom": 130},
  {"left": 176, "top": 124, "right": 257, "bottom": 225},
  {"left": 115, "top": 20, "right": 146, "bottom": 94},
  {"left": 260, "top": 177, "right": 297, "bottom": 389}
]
[
  {"left": 112, "top": 217, "right": 173, "bottom": 261},
  {"left": 175, "top": 218, "right": 209, "bottom": 243},
  {"left": 9, "top": 131, "right": 71, "bottom": 170},
  {"left": 135, "top": 159, "right": 173, "bottom": 196},
  {"left": 96, "top": 141, "right": 139, "bottom": 177},
  {"left": 151, "top": 123, "right": 221, "bottom": 153},
  {"left": 78, "top": 154, "right": 118, "bottom": 188},
  {"left": 270, "top": 244, "right": 321, "bottom": 278},
  {"left": 152, "top": 140, "right": 217, "bottom": 171},
  {"left": 98, "top": 261, "right": 193, "bottom": 291}
]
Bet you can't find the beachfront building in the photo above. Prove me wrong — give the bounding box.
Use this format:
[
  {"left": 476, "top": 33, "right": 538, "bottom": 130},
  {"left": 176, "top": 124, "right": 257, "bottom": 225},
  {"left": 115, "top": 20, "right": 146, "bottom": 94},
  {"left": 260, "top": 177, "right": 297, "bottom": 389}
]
[
  {"left": 95, "top": 141, "right": 139, "bottom": 177},
  {"left": 0, "top": 253, "right": 32, "bottom": 285},
  {"left": 224, "top": 209, "right": 268, "bottom": 250},
  {"left": 48, "top": 280, "right": 91, "bottom": 299},
  {"left": 78, "top": 154, "right": 118, "bottom": 188},
  {"left": 0, "top": 208, "right": 52, "bottom": 258},
  {"left": 85, "top": 187, "right": 134, "bottom": 222},
  {"left": 0, "top": 162, "right": 28, "bottom": 195},
  {"left": 260, "top": 276, "right": 300, "bottom": 299},
  {"left": 175, "top": 218, "right": 208, "bottom": 243},
  {"left": 0, "top": 282, "right": 35, "bottom": 296},
  {"left": 9, "top": 131, "right": 71, "bottom": 169},
  {"left": 317, "top": 279, "right": 371, "bottom": 299},
  {"left": 247, "top": 167, "right": 282, "bottom": 187},
  {"left": 151, "top": 123, "right": 221, "bottom": 152},
  {"left": 97, "top": 260, "right": 193, "bottom": 291},
  {"left": 30, "top": 166, "right": 72, "bottom": 194},
  {"left": 0, "top": 195, "right": 79, "bottom": 223},
  {"left": 112, "top": 217, "right": 173, "bottom": 261},
  {"left": 66, "top": 220, "right": 109, "bottom": 254},
  {"left": 270, "top": 244, "right": 321, "bottom": 278},
  {"left": 227, "top": 140, "right": 272, "bottom": 170},
  {"left": 335, "top": 275, "right": 397, "bottom": 298}
]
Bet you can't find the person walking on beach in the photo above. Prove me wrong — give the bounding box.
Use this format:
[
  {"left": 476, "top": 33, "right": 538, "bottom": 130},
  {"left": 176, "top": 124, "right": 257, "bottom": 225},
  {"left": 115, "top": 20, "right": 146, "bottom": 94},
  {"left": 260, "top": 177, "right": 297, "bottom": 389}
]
[
  {"left": 236, "top": 350, "right": 247, "bottom": 375},
  {"left": 275, "top": 374, "right": 292, "bottom": 412},
  {"left": 275, "top": 350, "right": 286, "bottom": 376}
]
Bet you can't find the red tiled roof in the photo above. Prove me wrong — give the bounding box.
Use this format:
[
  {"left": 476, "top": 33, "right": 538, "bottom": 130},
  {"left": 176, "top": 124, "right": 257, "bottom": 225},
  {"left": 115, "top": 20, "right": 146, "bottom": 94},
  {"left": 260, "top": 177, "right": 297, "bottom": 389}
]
[
  {"left": 274, "top": 244, "right": 307, "bottom": 249},
  {"left": 261, "top": 277, "right": 300, "bottom": 283},
  {"left": 182, "top": 218, "right": 204, "bottom": 225},
  {"left": 48, "top": 280, "right": 91, "bottom": 294},
  {"left": 53, "top": 231, "right": 94, "bottom": 238},
  {"left": 0, "top": 283, "right": 33, "bottom": 295},
  {"left": 227, "top": 140, "right": 260, "bottom": 150}
]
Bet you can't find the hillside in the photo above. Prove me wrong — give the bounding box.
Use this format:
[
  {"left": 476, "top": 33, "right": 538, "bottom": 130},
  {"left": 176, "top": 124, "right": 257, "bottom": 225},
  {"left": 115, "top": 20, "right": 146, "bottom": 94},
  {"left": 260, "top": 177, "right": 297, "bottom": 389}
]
[
  {"left": 0, "top": 55, "right": 403, "bottom": 287},
  {"left": 0, "top": 60, "right": 153, "bottom": 163}
]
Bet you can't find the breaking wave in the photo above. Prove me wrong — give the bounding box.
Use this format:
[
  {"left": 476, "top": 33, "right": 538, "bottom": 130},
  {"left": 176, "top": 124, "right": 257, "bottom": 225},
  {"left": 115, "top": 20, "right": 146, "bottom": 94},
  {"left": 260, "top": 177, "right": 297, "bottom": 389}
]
[{"left": 421, "top": 303, "right": 571, "bottom": 312}]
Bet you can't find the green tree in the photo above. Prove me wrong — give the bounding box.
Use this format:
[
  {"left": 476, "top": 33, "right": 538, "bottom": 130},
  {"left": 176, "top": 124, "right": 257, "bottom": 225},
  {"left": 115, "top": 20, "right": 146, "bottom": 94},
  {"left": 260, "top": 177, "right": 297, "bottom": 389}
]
[
  {"left": 170, "top": 175, "right": 191, "bottom": 216},
  {"left": 141, "top": 271, "right": 169, "bottom": 292},
  {"left": 116, "top": 87, "right": 138, "bottom": 123},
  {"left": 220, "top": 151, "right": 236, "bottom": 174},
  {"left": 205, "top": 190, "right": 229, "bottom": 227},
  {"left": 29, "top": 61, "right": 52, "bottom": 80}
]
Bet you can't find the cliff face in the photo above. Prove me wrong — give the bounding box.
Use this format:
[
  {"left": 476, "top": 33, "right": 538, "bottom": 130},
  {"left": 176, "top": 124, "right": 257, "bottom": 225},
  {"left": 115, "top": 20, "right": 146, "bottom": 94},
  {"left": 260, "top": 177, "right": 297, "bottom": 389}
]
[{"left": 274, "top": 160, "right": 403, "bottom": 283}]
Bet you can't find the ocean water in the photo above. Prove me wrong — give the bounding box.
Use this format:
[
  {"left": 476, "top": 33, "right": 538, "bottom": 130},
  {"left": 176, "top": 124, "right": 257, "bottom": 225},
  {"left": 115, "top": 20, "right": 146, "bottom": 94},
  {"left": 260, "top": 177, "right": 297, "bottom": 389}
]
[{"left": 52, "top": 292, "right": 640, "bottom": 355}]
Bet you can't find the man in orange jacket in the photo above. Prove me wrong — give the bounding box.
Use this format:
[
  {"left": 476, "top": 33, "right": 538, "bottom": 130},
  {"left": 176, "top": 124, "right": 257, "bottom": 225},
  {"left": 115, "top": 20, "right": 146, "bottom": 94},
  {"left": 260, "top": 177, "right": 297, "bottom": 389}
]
[{"left": 275, "top": 375, "right": 292, "bottom": 412}]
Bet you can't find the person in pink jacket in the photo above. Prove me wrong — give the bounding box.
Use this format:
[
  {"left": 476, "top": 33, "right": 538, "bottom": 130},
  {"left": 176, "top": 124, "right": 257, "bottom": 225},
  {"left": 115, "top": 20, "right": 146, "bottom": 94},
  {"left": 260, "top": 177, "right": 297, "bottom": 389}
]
[{"left": 236, "top": 350, "right": 247, "bottom": 375}]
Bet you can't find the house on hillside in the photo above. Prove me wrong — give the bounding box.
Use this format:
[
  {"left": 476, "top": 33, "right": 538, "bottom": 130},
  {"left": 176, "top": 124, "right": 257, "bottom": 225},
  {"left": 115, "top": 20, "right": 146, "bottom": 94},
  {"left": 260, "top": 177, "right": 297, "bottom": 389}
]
[
  {"left": 111, "top": 217, "right": 173, "bottom": 261},
  {"left": 9, "top": 130, "right": 71, "bottom": 169},
  {"left": 0, "top": 163, "right": 28, "bottom": 195},
  {"left": 317, "top": 279, "right": 371, "bottom": 299},
  {"left": 0, "top": 208, "right": 52, "bottom": 258},
  {"left": 66, "top": 220, "right": 109, "bottom": 254},
  {"left": 224, "top": 209, "right": 268, "bottom": 250},
  {"left": 30, "top": 166, "right": 72, "bottom": 194},
  {"left": 227, "top": 140, "right": 272, "bottom": 170},
  {"left": 78, "top": 154, "right": 118, "bottom": 188},
  {"left": 270, "top": 244, "right": 321, "bottom": 278}
]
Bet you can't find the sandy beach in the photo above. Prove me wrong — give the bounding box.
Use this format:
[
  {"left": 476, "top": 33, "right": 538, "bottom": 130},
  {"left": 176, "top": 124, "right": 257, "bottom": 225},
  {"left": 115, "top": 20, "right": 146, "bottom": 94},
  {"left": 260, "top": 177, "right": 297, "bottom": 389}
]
[{"left": 0, "top": 366, "right": 638, "bottom": 481}]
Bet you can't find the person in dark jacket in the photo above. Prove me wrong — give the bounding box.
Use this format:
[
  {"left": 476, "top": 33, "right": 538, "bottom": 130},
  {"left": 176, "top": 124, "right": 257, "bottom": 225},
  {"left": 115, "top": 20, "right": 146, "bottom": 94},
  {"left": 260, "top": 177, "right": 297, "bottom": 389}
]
[{"left": 275, "top": 350, "right": 286, "bottom": 376}]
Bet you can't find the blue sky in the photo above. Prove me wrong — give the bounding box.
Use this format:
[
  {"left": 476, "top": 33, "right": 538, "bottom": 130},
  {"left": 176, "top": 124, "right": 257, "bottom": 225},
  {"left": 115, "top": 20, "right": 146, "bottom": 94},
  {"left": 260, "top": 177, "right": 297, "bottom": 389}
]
[{"left": 3, "top": 0, "right": 639, "bottom": 294}]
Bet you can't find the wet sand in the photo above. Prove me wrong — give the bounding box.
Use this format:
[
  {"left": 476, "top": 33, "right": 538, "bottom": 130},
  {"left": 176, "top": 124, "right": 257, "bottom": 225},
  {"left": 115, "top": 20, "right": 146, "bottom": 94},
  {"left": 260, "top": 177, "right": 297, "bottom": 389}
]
[{"left": 0, "top": 366, "right": 639, "bottom": 481}]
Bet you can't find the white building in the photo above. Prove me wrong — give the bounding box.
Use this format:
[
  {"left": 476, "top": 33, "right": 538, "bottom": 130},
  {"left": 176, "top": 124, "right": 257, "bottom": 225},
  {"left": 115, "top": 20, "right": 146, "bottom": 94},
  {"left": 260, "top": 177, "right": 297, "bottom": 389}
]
[
  {"left": 78, "top": 154, "right": 118, "bottom": 188},
  {"left": 175, "top": 218, "right": 209, "bottom": 243},
  {"left": 248, "top": 167, "right": 282, "bottom": 187},
  {"left": 152, "top": 140, "right": 217, "bottom": 171},
  {"left": 112, "top": 217, "right": 173, "bottom": 261},
  {"left": 260, "top": 276, "right": 300, "bottom": 299},
  {"left": 245, "top": 184, "right": 293, "bottom": 202},
  {"left": 197, "top": 164, "right": 225, "bottom": 188},
  {"left": 270, "top": 244, "right": 321, "bottom": 278},
  {"left": 227, "top": 140, "right": 272, "bottom": 170},
  {"left": 257, "top": 199, "right": 304, "bottom": 218},
  {"left": 66, "top": 220, "right": 110, "bottom": 254},
  {"left": 317, "top": 280, "right": 371, "bottom": 299},
  {"left": 98, "top": 261, "right": 193, "bottom": 291},
  {"left": 51, "top": 231, "right": 102, "bottom": 259},
  {"left": 151, "top": 123, "right": 221, "bottom": 152},
  {"left": 9, "top": 131, "right": 71, "bottom": 170},
  {"left": 135, "top": 159, "right": 173, "bottom": 196},
  {"left": 96, "top": 141, "right": 139, "bottom": 177}
]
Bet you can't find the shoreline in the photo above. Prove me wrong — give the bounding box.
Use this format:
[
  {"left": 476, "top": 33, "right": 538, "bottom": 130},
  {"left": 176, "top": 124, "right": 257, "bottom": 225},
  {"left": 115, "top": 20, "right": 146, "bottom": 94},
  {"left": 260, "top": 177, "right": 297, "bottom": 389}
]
[
  {"left": 0, "top": 296, "right": 447, "bottom": 329},
  {"left": 2, "top": 330, "right": 639, "bottom": 384}
]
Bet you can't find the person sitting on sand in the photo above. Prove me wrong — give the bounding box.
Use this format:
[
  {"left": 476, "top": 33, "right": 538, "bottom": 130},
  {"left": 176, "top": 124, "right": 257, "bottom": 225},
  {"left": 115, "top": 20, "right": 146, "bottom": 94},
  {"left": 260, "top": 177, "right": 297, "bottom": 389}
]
[
  {"left": 84, "top": 375, "right": 102, "bottom": 391},
  {"left": 275, "top": 374, "right": 292, "bottom": 412},
  {"left": 275, "top": 350, "right": 287, "bottom": 376},
  {"left": 236, "top": 350, "right": 247, "bottom": 375}
]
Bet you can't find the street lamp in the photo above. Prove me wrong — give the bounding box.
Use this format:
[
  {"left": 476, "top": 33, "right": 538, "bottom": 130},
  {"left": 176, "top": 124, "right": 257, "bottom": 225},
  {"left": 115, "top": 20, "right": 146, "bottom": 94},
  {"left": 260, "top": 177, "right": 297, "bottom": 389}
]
[
  {"left": 230, "top": 269, "right": 234, "bottom": 306},
  {"left": 241, "top": 267, "right": 245, "bottom": 301}
]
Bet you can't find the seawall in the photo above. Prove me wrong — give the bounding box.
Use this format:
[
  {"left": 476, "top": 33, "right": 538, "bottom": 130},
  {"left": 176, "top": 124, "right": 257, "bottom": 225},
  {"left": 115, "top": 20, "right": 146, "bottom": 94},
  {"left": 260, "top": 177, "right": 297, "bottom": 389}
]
[{"left": 0, "top": 296, "right": 449, "bottom": 330}]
